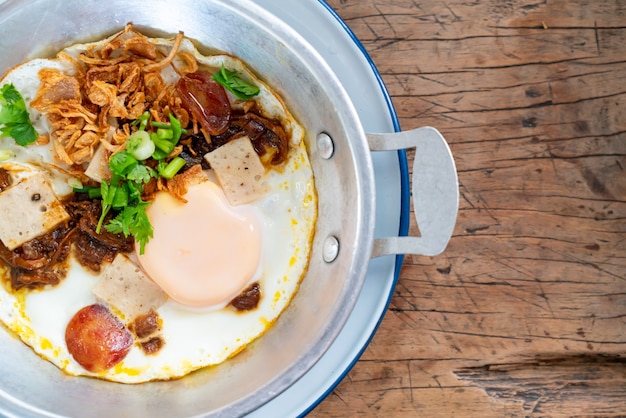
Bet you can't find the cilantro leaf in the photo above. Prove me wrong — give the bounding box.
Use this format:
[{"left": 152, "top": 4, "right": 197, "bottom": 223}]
[
  {"left": 109, "top": 151, "right": 138, "bottom": 177},
  {"left": 98, "top": 148, "right": 157, "bottom": 253},
  {"left": 130, "top": 203, "right": 154, "bottom": 255},
  {"left": 96, "top": 180, "right": 114, "bottom": 234},
  {"left": 0, "top": 84, "right": 23, "bottom": 106},
  {"left": 105, "top": 209, "right": 131, "bottom": 237},
  {"left": 104, "top": 201, "right": 153, "bottom": 254},
  {"left": 126, "top": 164, "right": 157, "bottom": 184},
  {"left": 212, "top": 66, "right": 260, "bottom": 101},
  {"left": 0, "top": 84, "right": 38, "bottom": 146},
  {"left": 126, "top": 180, "right": 143, "bottom": 203},
  {"left": 8, "top": 122, "right": 38, "bottom": 147}
]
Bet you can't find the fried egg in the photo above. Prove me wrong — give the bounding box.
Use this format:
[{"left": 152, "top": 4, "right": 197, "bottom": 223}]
[{"left": 0, "top": 28, "right": 317, "bottom": 383}]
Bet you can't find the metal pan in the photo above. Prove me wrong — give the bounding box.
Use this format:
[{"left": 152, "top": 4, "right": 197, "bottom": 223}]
[{"left": 0, "top": 0, "right": 458, "bottom": 416}]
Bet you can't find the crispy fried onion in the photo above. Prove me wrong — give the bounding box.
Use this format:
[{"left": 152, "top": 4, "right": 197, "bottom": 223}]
[{"left": 32, "top": 23, "right": 190, "bottom": 167}]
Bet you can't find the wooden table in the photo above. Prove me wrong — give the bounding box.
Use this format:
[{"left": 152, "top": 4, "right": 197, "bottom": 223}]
[{"left": 310, "top": 0, "right": 626, "bottom": 416}]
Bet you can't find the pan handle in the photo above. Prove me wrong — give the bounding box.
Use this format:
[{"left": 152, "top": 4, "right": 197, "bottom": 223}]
[{"left": 367, "top": 127, "right": 459, "bottom": 258}]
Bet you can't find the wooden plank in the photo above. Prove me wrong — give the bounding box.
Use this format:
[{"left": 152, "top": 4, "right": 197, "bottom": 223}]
[
  {"left": 455, "top": 356, "right": 626, "bottom": 416},
  {"left": 311, "top": 0, "right": 626, "bottom": 416},
  {"left": 361, "top": 29, "right": 599, "bottom": 74},
  {"left": 336, "top": 0, "right": 626, "bottom": 40}
]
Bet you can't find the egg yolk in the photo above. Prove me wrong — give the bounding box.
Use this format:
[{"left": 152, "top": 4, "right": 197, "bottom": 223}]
[{"left": 137, "top": 180, "right": 261, "bottom": 308}]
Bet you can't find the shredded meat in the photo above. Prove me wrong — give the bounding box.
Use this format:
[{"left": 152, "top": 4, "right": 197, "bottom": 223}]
[
  {"left": 0, "top": 168, "right": 12, "bottom": 191},
  {"left": 0, "top": 197, "right": 133, "bottom": 290},
  {"left": 178, "top": 134, "right": 214, "bottom": 171},
  {"left": 68, "top": 200, "right": 133, "bottom": 273},
  {"left": 238, "top": 113, "right": 289, "bottom": 165},
  {"left": 10, "top": 267, "right": 66, "bottom": 290},
  {"left": 178, "top": 110, "right": 290, "bottom": 173},
  {"left": 209, "top": 111, "right": 289, "bottom": 165},
  {"left": 70, "top": 201, "right": 133, "bottom": 251},
  {"left": 72, "top": 234, "right": 117, "bottom": 273},
  {"left": 131, "top": 310, "right": 160, "bottom": 339},
  {"left": 131, "top": 310, "right": 164, "bottom": 356},
  {"left": 140, "top": 336, "right": 164, "bottom": 355},
  {"left": 0, "top": 221, "right": 75, "bottom": 290},
  {"left": 230, "top": 282, "right": 261, "bottom": 311}
]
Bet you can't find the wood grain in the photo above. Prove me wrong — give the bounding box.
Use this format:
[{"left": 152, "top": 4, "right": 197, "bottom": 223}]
[{"left": 309, "top": 0, "right": 626, "bottom": 416}]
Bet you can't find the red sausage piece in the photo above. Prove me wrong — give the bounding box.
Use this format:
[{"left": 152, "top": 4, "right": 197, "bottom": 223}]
[
  {"left": 65, "top": 304, "right": 133, "bottom": 373},
  {"left": 176, "top": 71, "right": 232, "bottom": 136}
]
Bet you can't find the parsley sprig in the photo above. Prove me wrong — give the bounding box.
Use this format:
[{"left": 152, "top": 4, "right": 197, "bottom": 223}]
[
  {"left": 212, "top": 65, "right": 260, "bottom": 101},
  {"left": 96, "top": 151, "right": 158, "bottom": 254},
  {"left": 0, "top": 84, "right": 38, "bottom": 146}
]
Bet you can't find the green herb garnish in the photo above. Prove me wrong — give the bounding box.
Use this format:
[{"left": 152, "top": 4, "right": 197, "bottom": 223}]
[
  {"left": 94, "top": 113, "right": 188, "bottom": 254},
  {"left": 96, "top": 150, "right": 158, "bottom": 254},
  {"left": 126, "top": 130, "right": 155, "bottom": 161},
  {"left": 105, "top": 201, "right": 153, "bottom": 254},
  {"left": 158, "top": 156, "right": 186, "bottom": 179},
  {"left": 0, "top": 84, "right": 38, "bottom": 146},
  {"left": 212, "top": 66, "right": 260, "bottom": 101},
  {"left": 73, "top": 185, "right": 103, "bottom": 199}
]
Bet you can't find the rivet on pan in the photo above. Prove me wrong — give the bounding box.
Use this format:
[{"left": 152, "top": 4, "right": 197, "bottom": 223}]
[
  {"left": 317, "top": 132, "right": 334, "bottom": 160},
  {"left": 323, "top": 236, "right": 340, "bottom": 263}
]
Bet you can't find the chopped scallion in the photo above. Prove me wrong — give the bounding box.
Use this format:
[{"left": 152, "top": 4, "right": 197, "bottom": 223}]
[
  {"left": 158, "top": 157, "right": 186, "bottom": 179},
  {"left": 150, "top": 132, "right": 175, "bottom": 155},
  {"left": 112, "top": 183, "right": 129, "bottom": 209},
  {"left": 131, "top": 111, "right": 151, "bottom": 131},
  {"left": 127, "top": 130, "right": 155, "bottom": 161},
  {"left": 72, "top": 185, "right": 102, "bottom": 199},
  {"left": 156, "top": 128, "right": 173, "bottom": 141}
]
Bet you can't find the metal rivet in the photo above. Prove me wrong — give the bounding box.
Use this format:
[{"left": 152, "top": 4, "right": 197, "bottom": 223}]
[
  {"left": 323, "top": 236, "right": 340, "bottom": 263},
  {"left": 317, "top": 132, "right": 334, "bottom": 160}
]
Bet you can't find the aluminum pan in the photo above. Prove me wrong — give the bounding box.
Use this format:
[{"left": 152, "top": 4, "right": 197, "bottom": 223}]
[{"left": 0, "top": 0, "right": 376, "bottom": 416}]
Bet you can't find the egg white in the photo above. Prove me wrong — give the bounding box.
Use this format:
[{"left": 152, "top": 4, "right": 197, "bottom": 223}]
[
  {"left": 0, "top": 58, "right": 75, "bottom": 197},
  {"left": 0, "top": 31, "right": 317, "bottom": 383}
]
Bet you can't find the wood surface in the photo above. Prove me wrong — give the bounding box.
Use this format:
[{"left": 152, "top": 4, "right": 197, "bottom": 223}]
[{"left": 310, "top": 0, "right": 626, "bottom": 416}]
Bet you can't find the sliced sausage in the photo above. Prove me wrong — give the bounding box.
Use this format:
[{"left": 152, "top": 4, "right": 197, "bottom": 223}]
[{"left": 65, "top": 304, "right": 133, "bottom": 372}]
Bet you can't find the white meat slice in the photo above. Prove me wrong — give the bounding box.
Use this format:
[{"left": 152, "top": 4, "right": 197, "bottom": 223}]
[
  {"left": 84, "top": 143, "right": 111, "bottom": 183},
  {"left": 204, "top": 135, "right": 268, "bottom": 206},
  {"left": 92, "top": 253, "right": 167, "bottom": 321},
  {"left": 0, "top": 173, "right": 70, "bottom": 250}
]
